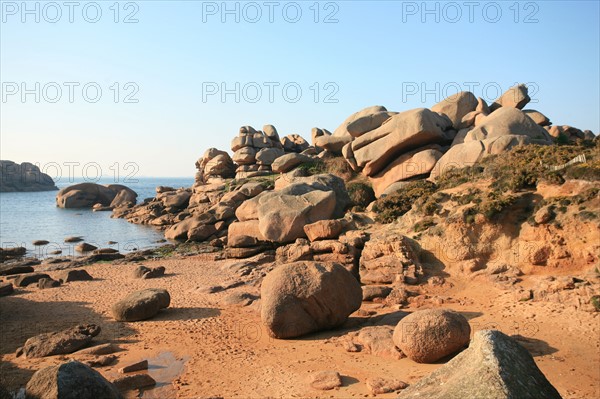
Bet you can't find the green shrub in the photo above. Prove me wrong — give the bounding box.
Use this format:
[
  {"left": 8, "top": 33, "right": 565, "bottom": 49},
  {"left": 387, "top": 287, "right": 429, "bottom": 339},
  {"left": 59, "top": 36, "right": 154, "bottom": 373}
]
[
  {"left": 347, "top": 182, "right": 376, "bottom": 208},
  {"left": 479, "top": 192, "right": 516, "bottom": 219},
  {"left": 413, "top": 218, "right": 436, "bottom": 232},
  {"left": 591, "top": 296, "right": 600, "bottom": 312},
  {"left": 435, "top": 143, "right": 600, "bottom": 192},
  {"left": 372, "top": 180, "right": 436, "bottom": 223},
  {"left": 298, "top": 160, "right": 327, "bottom": 175}
]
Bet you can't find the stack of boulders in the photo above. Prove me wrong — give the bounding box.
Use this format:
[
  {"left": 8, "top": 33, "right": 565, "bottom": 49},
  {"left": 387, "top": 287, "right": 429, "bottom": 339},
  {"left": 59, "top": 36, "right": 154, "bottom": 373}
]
[
  {"left": 112, "top": 185, "right": 191, "bottom": 227},
  {"left": 226, "top": 173, "right": 351, "bottom": 258},
  {"left": 194, "top": 148, "right": 235, "bottom": 184},
  {"left": 360, "top": 227, "right": 424, "bottom": 305},
  {"left": 231, "top": 125, "right": 284, "bottom": 180},
  {"left": 113, "top": 125, "right": 321, "bottom": 236},
  {"left": 312, "top": 84, "right": 595, "bottom": 198},
  {"left": 429, "top": 85, "right": 555, "bottom": 181},
  {"left": 164, "top": 181, "right": 266, "bottom": 242},
  {"left": 545, "top": 124, "right": 595, "bottom": 142}
]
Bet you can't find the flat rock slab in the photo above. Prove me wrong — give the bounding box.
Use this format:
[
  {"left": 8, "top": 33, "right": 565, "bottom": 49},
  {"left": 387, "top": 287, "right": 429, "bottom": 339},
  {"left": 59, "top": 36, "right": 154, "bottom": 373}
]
[
  {"left": 0, "top": 263, "right": 34, "bottom": 276},
  {"left": 79, "top": 354, "right": 117, "bottom": 368},
  {"left": 112, "top": 373, "right": 156, "bottom": 391},
  {"left": 119, "top": 359, "right": 148, "bottom": 373},
  {"left": 310, "top": 370, "right": 342, "bottom": 390},
  {"left": 366, "top": 377, "right": 408, "bottom": 394},
  {"left": 74, "top": 343, "right": 120, "bottom": 356},
  {"left": 19, "top": 324, "right": 101, "bottom": 358}
]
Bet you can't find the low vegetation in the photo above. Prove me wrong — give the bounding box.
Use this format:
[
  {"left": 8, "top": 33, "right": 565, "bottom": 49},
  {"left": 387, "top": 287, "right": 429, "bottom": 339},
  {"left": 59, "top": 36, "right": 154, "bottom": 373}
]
[
  {"left": 372, "top": 181, "right": 436, "bottom": 223},
  {"left": 373, "top": 142, "right": 600, "bottom": 224},
  {"left": 346, "top": 182, "right": 376, "bottom": 209}
]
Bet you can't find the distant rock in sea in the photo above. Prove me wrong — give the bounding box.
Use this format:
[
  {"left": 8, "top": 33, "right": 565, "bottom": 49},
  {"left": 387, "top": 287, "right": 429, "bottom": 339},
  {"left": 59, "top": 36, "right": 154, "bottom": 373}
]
[
  {"left": 56, "top": 182, "right": 137, "bottom": 209},
  {"left": 0, "top": 160, "right": 58, "bottom": 192}
]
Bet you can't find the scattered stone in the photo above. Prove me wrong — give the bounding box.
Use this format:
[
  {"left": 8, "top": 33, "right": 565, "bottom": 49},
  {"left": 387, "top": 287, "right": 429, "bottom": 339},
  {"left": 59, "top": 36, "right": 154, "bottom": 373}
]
[
  {"left": 64, "top": 236, "right": 84, "bottom": 243},
  {"left": 0, "top": 282, "right": 14, "bottom": 296},
  {"left": 111, "top": 288, "right": 170, "bottom": 321},
  {"left": 196, "top": 285, "right": 224, "bottom": 294},
  {"left": 32, "top": 240, "right": 50, "bottom": 246},
  {"left": 303, "top": 219, "right": 344, "bottom": 241},
  {"left": 352, "top": 326, "right": 405, "bottom": 359},
  {"left": 19, "top": 324, "right": 101, "bottom": 358},
  {"left": 25, "top": 361, "right": 121, "bottom": 399},
  {"left": 310, "top": 370, "right": 342, "bottom": 391},
  {"left": 74, "top": 343, "right": 120, "bottom": 356},
  {"left": 79, "top": 354, "right": 117, "bottom": 368},
  {"left": 119, "top": 359, "right": 148, "bottom": 373},
  {"left": 14, "top": 273, "right": 51, "bottom": 287},
  {"left": 366, "top": 377, "right": 408, "bottom": 394},
  {"left": 94, "top": 248, "right": 119, "bottom": 254},
  {"left": 393, "top": 309, "right": 471, "bottom": 363},
  {"left": 112, "top": 373, "right": 156, "bottom": 391},
  {"left": 75, "top": 243, "right": 98, "bottom": 253},
  {"left": 514, "top": 289, "right": 533, "bottom": 302},
  {"left": 398, "top": 330, "right": 562, "bottom": 399},
  {"left": 49, "top": 250, "right": 62, "bottom": 255},
  {"left": 221, "top": 292, "right": 258, "bottom": 307},
  {"left": 261, "top": 262, "right": 362, "bottom": 338},
  {"left": 0, "top": 263, "right": 34, "bottom": 276},
  {"left": 57, "top": 269, "right": 94, "bottom": 283},
  {"left": 362, "top": 285, "right": 392, "bottom": 301},
  {"left": 0, "top": 246, "right": 27, "bottom": 261},
  {"left": 133, "top": 265, "right": 166, "bottom": 279},
  {"left": 530, "top": 245, "right": 552, "bottom": 266},
  {"left": 37, "top": 277, "right": 61, "bottom": 289},
  {"left": 534, "top": 206, "right": 554, "bottom": 224}
]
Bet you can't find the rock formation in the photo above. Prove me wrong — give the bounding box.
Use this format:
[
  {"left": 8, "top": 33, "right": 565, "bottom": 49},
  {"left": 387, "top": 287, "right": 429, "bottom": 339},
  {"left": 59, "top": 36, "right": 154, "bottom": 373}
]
[
  {"left": 56, "top": 183, "right": 137, "bottom": 209},
  {"left": 0, "top": 160, "right": 58, "bottom": 192}
]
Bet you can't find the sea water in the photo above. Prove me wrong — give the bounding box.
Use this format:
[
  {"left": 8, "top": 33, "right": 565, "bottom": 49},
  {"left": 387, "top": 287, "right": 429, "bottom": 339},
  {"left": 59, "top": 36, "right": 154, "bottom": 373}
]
[{"left": 0, "top": 177, "right": 194, "bottom": 258}]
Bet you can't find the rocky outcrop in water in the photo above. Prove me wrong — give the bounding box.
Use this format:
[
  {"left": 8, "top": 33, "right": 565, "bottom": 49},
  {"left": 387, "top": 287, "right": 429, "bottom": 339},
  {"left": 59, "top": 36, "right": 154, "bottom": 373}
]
[
  {"left": 0, "top": 160, "right": 58, "bottom": 192},
  {"left": 56, "top": 183, "right": 137, "bottom": 209}
]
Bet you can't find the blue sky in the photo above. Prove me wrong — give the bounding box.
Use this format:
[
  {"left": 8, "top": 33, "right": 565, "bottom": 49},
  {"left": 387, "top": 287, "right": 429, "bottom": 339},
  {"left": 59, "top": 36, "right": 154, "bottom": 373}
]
[{"left": 1, "top": 0, "right": 599, "bottom": 177}]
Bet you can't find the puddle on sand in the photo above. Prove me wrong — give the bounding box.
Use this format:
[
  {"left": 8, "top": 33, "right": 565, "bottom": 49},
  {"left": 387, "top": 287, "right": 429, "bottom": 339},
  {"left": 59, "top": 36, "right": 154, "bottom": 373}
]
[{"left": 139, "top": 351, "right": 189, "bottom": 399}]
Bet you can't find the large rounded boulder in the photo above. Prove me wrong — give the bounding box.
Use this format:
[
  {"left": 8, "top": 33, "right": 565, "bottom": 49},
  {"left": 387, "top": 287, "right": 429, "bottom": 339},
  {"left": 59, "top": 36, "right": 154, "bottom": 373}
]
[
  {"left": 261, "top": 262, "right": 362, "bottom": 338},
  {"left": 25, "top": 360, "right": 122, "bottom": 399},
  {"left": 111, "top": 288, "right": 170, "bottom": 322},
  {"left": 393, "top": 309, "right": 470, "bottom": 363}
]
